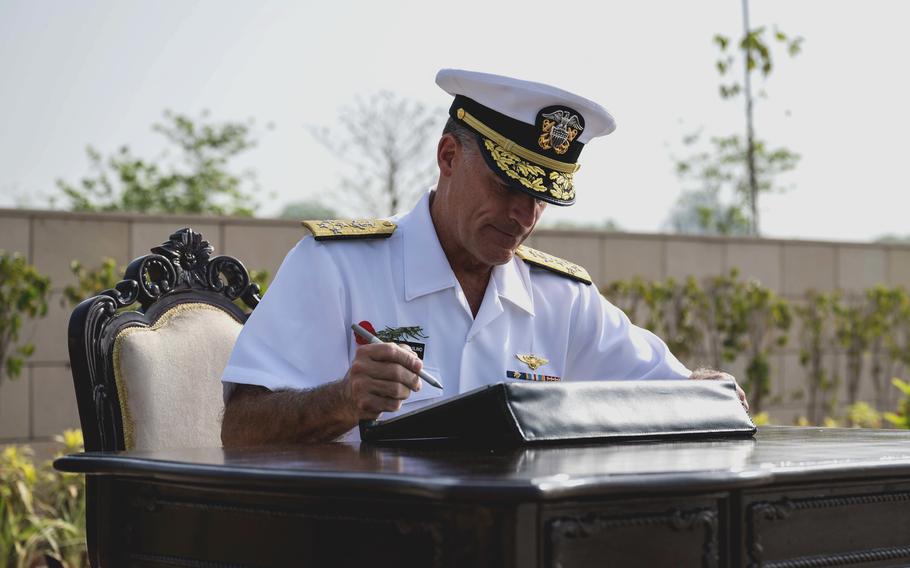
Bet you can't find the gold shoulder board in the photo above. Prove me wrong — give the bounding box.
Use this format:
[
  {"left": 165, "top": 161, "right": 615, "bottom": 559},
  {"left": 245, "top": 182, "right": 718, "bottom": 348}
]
[
  {"left": 301, "top": 219, "right": 397, "bottom": 241},
  {"left": 515, "top": 245, "right": 592, "bottom": 285}
]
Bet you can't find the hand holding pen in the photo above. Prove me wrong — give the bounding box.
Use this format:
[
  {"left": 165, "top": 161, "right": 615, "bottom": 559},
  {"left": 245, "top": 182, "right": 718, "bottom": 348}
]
[
  {"left": 342, "top": 323, "right": 444, "bottom": 421},
  {"left": 351, "top": 323, "right": 443, "bottom": 389}
]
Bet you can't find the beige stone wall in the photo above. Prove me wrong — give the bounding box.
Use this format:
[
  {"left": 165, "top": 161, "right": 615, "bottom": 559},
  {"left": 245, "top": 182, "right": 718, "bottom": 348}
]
[{"left": 2, "top": 208, "right": 909, "bottom": 448}]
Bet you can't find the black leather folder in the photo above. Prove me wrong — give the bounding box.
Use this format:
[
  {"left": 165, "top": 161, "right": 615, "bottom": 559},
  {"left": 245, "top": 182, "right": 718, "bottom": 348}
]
[{"left": 360, "top": 379, "right": 755, "bottom": 445}]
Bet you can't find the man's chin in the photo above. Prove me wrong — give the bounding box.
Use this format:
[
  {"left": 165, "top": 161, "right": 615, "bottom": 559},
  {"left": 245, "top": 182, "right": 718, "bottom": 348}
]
[
  {"left": 471, "top": 236, "right": 525, "bottom": 267},
  {"left": 484, "top": 246, "right": 519, "bottom": 266}
]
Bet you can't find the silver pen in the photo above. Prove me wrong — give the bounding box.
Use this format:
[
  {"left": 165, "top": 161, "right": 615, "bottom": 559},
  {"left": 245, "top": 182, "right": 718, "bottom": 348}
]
[{"left": 350, "top": 323, "right": 444, "bottom": 390}]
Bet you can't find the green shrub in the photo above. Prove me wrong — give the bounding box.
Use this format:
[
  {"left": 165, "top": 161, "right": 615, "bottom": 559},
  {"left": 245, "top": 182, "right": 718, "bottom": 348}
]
[
  {"left": 0, "top": 251, "right": 51, "bottom": 385},
  {"left": 0, "top": 430, "right": 87, "bottom": 567},
  {"left": 884, "top": 378, "right": 910, "bottom": 429},
  {"left": 63, "top": 258, "right": 122, "bottom": 308},
  {"left": 846, "top": 401, "right": 883, "bottom": 428}
]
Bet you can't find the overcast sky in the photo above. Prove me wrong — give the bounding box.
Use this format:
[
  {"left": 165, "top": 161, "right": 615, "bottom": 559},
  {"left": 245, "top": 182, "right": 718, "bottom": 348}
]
[{"left": 1, "top": 0, "right": 908, "bottom": 242}]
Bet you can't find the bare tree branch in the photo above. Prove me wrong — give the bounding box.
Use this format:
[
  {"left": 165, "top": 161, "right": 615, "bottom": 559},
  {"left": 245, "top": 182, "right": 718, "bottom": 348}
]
[{"left": 308, "top": 91, "right": 444, "bottom": 217}]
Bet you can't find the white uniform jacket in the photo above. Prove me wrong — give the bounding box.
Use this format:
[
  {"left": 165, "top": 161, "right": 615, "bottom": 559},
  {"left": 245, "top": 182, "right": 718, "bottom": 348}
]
[{"left": 222, "top": 191, "right": 691, "bottom": 440}]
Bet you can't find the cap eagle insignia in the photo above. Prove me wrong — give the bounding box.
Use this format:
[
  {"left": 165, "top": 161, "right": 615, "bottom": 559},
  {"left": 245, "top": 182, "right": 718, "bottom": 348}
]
[{"left": 538, "top": 109, "right": 584, "bottom": 155}]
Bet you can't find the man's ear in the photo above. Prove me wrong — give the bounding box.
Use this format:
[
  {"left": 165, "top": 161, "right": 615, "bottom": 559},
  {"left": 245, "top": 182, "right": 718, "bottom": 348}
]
[{"left": 437, "top": 134, "right": 459, "bottom": 178}]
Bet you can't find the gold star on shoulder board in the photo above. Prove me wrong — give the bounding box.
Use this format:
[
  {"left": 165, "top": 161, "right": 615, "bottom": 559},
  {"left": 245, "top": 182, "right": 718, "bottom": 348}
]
[{"left": 516, "top": 353, "right": 549, "bottom": 371}]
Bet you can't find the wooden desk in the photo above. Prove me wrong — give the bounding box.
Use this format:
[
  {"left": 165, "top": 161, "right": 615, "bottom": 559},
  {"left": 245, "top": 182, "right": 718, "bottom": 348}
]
[{"left": 55, "top": 426, "right": 910, "bottom": 568}]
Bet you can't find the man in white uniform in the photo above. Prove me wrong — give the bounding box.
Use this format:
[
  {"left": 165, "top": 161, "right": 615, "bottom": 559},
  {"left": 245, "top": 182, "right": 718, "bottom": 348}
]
[{"left": 221, "top": 69, "right": 744, "bottom": 445}]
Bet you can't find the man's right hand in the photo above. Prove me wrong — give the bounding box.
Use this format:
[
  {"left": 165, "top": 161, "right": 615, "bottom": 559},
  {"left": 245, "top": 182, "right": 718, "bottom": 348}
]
[{"left": 342, "top": 342, "right": 423, "bottom": 420}]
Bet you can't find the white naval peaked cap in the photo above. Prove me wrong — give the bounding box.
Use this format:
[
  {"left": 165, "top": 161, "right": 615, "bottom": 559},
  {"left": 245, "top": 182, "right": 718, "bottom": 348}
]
[
  {"left": 435, "top": 68, "right": 616, "bottom": 206},
  {"left": 435, "top": 68, "right": 616, "bottom": 143}
]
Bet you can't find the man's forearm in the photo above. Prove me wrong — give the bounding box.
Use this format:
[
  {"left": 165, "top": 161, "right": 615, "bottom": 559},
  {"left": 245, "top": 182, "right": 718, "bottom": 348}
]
[{"left": 221, "top": 380, "right": 356, "bottom": 446}]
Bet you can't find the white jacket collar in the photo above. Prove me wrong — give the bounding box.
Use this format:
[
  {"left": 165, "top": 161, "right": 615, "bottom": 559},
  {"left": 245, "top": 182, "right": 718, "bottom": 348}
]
[{"left": 400, "top": 189, "right": 535, "bottom": 316}]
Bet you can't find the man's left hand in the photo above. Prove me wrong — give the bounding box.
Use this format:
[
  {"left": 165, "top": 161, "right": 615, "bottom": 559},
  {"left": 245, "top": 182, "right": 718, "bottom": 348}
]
[{"left": 689, "top": 368, "right": 749, "bottom": 412}]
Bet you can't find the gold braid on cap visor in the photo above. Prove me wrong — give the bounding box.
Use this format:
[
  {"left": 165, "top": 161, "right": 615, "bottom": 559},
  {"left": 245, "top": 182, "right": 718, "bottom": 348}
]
[
  {"left": 483, "top": 140, "right": 575, "bottom": 201},
  {"left": 457, "top": 109, "right": 578, "bottom": 202},
  {"left": 456, "top": 108, "right": 581, "bottom": 174}
]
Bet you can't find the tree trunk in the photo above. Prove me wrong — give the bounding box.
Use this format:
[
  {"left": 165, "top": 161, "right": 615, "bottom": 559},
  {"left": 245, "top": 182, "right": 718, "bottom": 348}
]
[
  {"left": 741, "top": 0, "right": 760, "bottom": 235},
  {"left": 846, "top": 347, "right": 863, "bottom": 406}
]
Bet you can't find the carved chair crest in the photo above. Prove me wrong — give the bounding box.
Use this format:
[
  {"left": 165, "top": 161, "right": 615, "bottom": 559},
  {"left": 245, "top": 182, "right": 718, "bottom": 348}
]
[{"left": 68, "top": 227, "right": 261, "bottom": 451}]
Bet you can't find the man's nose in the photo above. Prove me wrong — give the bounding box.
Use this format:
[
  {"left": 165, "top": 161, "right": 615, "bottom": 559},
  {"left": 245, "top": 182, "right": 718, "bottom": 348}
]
[{"left": 509, "top": 192, "right": 540, "bottom": 228}]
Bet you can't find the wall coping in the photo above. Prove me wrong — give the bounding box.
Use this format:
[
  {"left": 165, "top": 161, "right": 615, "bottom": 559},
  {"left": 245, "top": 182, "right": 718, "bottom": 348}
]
[
  {"left": 0, "top": 207, "right": 300, "bottom": 228},
  {"left": 2, "top": 207, "right": 909, "bottom": 251}
]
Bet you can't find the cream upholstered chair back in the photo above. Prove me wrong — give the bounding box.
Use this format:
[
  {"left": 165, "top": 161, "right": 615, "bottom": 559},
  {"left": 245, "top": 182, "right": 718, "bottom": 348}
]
[
  {"left": 67, "top": 228, "right": 261, "bottom": 452},
  {"left": 112, "top": 303, "right": 242, "bottom": 450}
]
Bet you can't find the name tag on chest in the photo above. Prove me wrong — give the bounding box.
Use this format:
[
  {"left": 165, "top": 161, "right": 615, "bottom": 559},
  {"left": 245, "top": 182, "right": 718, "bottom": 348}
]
[{"left": 396, "top": 340, "right": 426, "bottom": 360}]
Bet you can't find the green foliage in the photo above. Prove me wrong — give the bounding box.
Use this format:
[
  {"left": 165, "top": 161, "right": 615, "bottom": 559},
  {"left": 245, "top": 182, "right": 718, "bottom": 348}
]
[
  {"left": 670, "top": 15, "right": 803, "bottom": 236},
  {"left": 237, "top": 269, "right": 270, "bottom": 312},
  {"left": 606, "top": 269, "right": 790, "bottom": 413},
  {"left": 605, "top": 271, "right": 910, "bottom": 426},
  {"left": 667, "top": 132, "right": 799, "bottom": 235},
  {"left": 603, "top": 276, "right": 703, "bottom": 363},
  {"left": 796, "top": 415, "right": 842, "bottom": 428},
  {"left": 874, "top": 233, "right": 910, "bottom": 244},
  {"left": 279, "top": 199, "right": 340, "bottom": 221},
  {"left": 751, "top": 411, "right": 770, "bottom": 426},
  {"left": 602, "top": 276, "right": 648, "bottom": 324},
  {"left": 834, "top": 286, "right": 910, "bottom": 410},
  {"left": 798, "top": 402, "right": 883, "bottom": 429},
  {"left": 604, "top": 269, "right": 790, "bottom": 394},
  {"left": 795, "top": 291, "right": 837, "bottom": 424},
  {"left": 0, "top": 252, "right": 51, "bottom": 384},
  {"left": 248, "top": 269, "right": 270, "bottom": 296},
  {"left": 56, "top": 110, "right": 263, "bottom": 216},
  {"left": 700, "top": 269, "right": 749, "bottom": 367},
  {"left": 714, "top": 26, "right": 803, "bottom": 98},
  {"left": 846, "top": 401, "right": 883, "bottom": 429},
  {"left": 63, "top": 258, "right": 123, "bottom": 308},
  {"left": 884, "top": 378, "right": 910, "bottom": 429},
  {"left": 832, "top": 294, "right": 871, "bottom": 406},
  {"left": 864, "top": 286, "right": 910, "bottom": 410},
  {"left": 656, "top": 277, "right": 705, "bottom": 362},
  {"left": 0, "top": 430, "right": 87, "bottom": 567},
  {"left": 739, "top": 280, "right": 791, "bottom": 413},
  {"left": 791, "top": 286, "right": 910, "bottom": 424}
]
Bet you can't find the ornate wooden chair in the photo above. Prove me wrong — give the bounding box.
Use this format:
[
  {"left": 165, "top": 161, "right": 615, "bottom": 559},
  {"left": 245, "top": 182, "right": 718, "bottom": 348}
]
[{"left": 67, "top": 228, "right": 261, "bottom": 452}]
